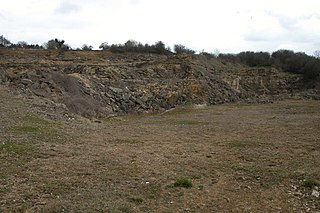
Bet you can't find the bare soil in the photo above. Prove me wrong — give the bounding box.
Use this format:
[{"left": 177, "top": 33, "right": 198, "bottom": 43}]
[{"left": 0, "top": 85, "right": 319, "bottom": 213}]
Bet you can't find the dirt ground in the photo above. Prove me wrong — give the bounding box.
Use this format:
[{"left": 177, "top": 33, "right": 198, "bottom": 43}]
[{"left": 0, "top": 85, "right": 319, "bottom": 213}]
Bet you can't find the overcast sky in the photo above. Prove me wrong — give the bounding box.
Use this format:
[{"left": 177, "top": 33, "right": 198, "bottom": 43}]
[{"left": 1, "top": 0, "right": 319, "bottom": 54}]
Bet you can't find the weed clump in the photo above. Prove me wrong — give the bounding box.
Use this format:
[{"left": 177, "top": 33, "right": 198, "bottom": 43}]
[
  {"left": 303, "top": 178, "right": 320, "bottom": 188},
  {"left": 174, "top": 177, "right": 193, "bottom": 188}
]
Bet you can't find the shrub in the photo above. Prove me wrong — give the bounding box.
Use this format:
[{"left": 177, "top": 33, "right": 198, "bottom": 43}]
[{"left": 174, "top": 44, "right": 195, "bottom": 55}]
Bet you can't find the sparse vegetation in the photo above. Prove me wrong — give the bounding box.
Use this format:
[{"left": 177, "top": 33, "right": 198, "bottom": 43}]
[
  {"left": 226, "top": 140, "right": 258, "bottom": 148},
  {"left": 0, "top": 92, "right": 319, "bottom": 212},
  {"left": 303, "top": 178, "right": 320, "bottom": 188},
  {"left": 173, "top": 177, "right": 193, "bottom": 188}
]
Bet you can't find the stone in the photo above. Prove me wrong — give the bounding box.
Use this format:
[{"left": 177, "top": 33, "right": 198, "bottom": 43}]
[
  {"left": 311, "top": 189, "right": 319, "bottom": 198},
  {"left": 21, "top": 78, "right": 33, "bottom": 85}
]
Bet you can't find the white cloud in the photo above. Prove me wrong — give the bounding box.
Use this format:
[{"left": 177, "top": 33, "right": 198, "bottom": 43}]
[
  {"left": 55, "top": 1, "right": 81, "bottom": 14},
  {"left": 0, "top": 0, "right": 319, "bottom": 53}
]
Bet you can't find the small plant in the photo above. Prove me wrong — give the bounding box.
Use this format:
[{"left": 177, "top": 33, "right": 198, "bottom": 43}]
[
  {"left": 226, "top": 140, "right": 257, "bottom": 148},
  {"left": 174, "top": 177, "right": 193, "bottom": 188},
  {"left": 303, "top": 178, "right": 320, "bottom": 188},
  {"left": 129, "top": 197, "right": 143, "bottom": 204},
  {"left": 114, "top": 139, "right": 140, "bottom": 144}
]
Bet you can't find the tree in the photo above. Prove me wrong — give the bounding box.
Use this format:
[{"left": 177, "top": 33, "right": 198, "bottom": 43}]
[
  {"left": 124, "top": 40, "right": 138, "bottom": 48},
  {"left": 173, "top": 44, "right": 195, "bottom": 54},
  {"left": 99, "top": 42, "right": 110, "bottom": 50},
  {"left": 238, "top": 51, "right": 271, "bottom": 67},
  {"left": 303, "top": 58, "right": 320, "bottom": 80},
  {"left": 17, "top": 41, "right": 28, "bottom": 48},
  {"left": 314, "top": 50, "right": 320, "bottom": 58},
  {"left": 44, "top": 38, "right": 70, "bottom": 50},
  {"left": 0, "top": 35, "right": 11, "bottom": 48},
  {"left": 82, "top": 44, "right": 93, "bottom": 50},
  {"left": 154, "top": 41, "right": 172, "bottom": 54}
]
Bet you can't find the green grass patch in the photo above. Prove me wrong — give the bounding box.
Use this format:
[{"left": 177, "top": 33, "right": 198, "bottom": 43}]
[
  {"left": 173, "top": 177, "right": 193, "bottom": 188},
  {"left": 13, "top": 126, "right": 40, "bottom": 133},
  {"left": 0, "top": 142, "right": 34, "bottom": 155},
  {"left": 303, "top": 178, "right": 320, "bottom": 188},
  {"left": 20, "top": 115, "right": 50, "bottom": 125}
]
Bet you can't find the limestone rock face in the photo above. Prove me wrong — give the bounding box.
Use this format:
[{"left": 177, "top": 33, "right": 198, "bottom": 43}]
[{"left": 0, "top": 50, "right": 315, "bottom": 118}]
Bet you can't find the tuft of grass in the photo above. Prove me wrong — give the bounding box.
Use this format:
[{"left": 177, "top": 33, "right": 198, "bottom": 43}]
[
  {"left": 129, "top": 197, "right": 143, "bottom": 204},
  {"left": 173, "top": 177, "right": 193, "bottom": 188},
  {"left": 0, "top": 186, "right": 10, "bottom": 194},
  {"left": 114, "top": 139, "right": 141, "bottom": 144},
  {"left": 303, "top": 178, "right": 320, "bottom": 188}
]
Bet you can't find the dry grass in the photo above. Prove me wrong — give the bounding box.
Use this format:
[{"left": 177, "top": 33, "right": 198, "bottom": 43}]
[{"left": 0, "top": 87, "right": 319, "bottom": 212}]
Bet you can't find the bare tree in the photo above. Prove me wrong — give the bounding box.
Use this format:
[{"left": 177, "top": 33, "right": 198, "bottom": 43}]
[
  {"left": 314, "top": 50, "right": 320, "bottom": 58},
  {"left": 0, "top": 35, "right": 11, "bottom": 47},
  {"left": 99, "top": 42, "right": 110, "bottom": 50},
  {"left": 17, "top": 41, "right": 28, "bottom": 48}
]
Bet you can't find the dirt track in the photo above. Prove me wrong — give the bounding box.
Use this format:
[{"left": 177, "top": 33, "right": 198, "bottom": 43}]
[{"left": 1, "top": 86, "right": 319, "bottom": 212}]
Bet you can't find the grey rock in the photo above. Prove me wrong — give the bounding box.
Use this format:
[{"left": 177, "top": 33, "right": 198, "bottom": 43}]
[
  {"left": 311, "top": 189, "right": 319, "bottom": 198},
  {"left": 21, "top": 78, "right": 33, "bottom": 85}
]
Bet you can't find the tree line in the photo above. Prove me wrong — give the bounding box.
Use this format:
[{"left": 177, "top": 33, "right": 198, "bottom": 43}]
[
  {"left": 0, "top": 35, "right": 194, "bottom": 55},
  {"left": 218, "top": 50, "right": 320, "bottom": 81},
  {"left": 1, "top": 35, "right": 319, "bottom": 81}
]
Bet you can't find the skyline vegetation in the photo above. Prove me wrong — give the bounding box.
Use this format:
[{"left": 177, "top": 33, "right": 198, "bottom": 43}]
[{"left": 1, "top": 35, "right": 319, "bottom": 81}]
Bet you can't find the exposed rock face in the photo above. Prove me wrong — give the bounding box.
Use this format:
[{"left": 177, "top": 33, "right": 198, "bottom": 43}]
[{"left": 0, "top": 49, "right": 313, "bottom": 118}]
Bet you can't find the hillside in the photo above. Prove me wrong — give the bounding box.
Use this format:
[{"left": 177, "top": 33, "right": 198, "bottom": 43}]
[{"left": 1, "top": 49, "right": 317, "bottom": 118}]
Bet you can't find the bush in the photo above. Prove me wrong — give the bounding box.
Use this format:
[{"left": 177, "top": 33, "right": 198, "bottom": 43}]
[
  {"left": 44, "top": 38, "right": 70, "bottom": 50},
  {"left": 81, "top": 44, "right": 93, "bottom": 50},
  {"left": 0, "top": 35, "right": 11, "bottom": 48},
  {"left": 174, "top": 44, "right": 195, "bottom": 55}
]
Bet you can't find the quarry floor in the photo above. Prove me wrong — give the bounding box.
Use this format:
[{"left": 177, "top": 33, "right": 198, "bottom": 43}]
[{"left": 1, "top": 85, "right": 319, "bottom": 213}]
